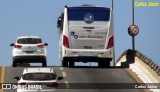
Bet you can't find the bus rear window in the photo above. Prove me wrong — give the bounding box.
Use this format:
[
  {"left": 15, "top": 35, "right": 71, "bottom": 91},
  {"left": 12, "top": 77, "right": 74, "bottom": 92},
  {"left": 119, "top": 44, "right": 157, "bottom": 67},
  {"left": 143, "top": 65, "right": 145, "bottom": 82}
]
[{"left": 68, "top": 7, "right": 110, "bottom": 21}]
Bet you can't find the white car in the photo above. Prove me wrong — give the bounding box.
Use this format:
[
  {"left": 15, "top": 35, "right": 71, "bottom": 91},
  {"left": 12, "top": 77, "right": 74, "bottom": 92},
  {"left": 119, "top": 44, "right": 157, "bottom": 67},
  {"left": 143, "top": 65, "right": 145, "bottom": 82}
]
[
  {"left": 10, "top": 36, "right": 48, "bottom": 67},
  {"left": 14, "top": 68, "right": 60, "bottom": 92}
]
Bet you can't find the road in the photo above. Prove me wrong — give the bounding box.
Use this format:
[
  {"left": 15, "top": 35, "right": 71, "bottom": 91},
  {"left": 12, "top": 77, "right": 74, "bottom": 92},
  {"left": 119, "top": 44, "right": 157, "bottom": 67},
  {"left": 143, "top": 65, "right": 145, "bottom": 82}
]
[{"left": 1, "top": 66, "right": 147, "bottom": 92}]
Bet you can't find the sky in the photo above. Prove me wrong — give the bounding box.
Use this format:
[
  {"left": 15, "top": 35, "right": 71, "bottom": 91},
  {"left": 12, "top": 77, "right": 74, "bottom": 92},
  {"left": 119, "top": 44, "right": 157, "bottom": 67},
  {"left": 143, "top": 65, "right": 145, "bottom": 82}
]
[{"left": 0, "top": 0, "right": 159, "bottom": 66}]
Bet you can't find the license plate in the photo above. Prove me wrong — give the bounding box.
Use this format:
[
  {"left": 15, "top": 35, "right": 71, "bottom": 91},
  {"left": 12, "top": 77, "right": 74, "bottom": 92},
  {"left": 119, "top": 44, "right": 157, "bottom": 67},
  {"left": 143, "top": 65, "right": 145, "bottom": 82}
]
[
  {"left": 84, "top": 46, "right": 92, "bottom": 49},
  {"left": 25, "top": 51, "right": 34, "bottom": 53},
  {"left": 79, "top": 54, "right": 97, "bottom": 57}
]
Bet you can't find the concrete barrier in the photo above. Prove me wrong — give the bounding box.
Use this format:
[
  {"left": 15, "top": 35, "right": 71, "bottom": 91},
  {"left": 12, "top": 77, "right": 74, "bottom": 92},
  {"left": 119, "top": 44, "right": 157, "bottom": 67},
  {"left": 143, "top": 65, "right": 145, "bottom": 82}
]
[{"left": 116, "top": 49, "right": 160, "bottom": 92}]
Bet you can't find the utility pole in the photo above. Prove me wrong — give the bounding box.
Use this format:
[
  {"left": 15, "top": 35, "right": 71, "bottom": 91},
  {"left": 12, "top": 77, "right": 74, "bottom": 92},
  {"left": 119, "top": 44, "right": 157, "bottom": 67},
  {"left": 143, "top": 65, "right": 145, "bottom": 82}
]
[
  {"left": 132, "top": 0, "right": 135, "bottom": 51},
  {"left": 128, "top": 0, "right": 139, "bottom": 50},
  {"left": 112, "top": 0, "right": 116, "bottom": 66},
  {"left": 128, "top": 0, "right": 139, "bottom": 63}
]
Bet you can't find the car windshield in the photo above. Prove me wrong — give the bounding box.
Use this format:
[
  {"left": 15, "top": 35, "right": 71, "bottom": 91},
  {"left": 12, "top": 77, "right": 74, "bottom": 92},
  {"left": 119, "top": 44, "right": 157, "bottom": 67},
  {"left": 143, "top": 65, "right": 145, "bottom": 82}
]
[
  {"left": 22, "top": 73, "right": 57, "bottom": 80},
  {"left": 17, "top": 38, "right": 42, "bottom": 44}
]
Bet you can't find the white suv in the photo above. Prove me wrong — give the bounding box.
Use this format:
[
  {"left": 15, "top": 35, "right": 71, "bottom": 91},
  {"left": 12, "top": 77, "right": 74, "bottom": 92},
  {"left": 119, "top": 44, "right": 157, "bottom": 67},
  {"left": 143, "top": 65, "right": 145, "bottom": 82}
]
[
  {"left": 10, "top": 36, "right": 48, "bottom": 67},
  {"left": 14, "top": 68, "right": 60, "bottom": 92}
]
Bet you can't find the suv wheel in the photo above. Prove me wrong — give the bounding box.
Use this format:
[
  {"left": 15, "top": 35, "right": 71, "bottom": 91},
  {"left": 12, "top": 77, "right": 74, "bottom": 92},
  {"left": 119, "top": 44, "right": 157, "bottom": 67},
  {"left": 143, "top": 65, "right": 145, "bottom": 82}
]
[
  {"left": 62, "top": 58, "right": 68, "bottom": 67},
  {"left": 69, "top": 61, "right": 74, "bottom": 68},
  {"left": 12, "top": 60, "right": 17, "bottom": 67}
]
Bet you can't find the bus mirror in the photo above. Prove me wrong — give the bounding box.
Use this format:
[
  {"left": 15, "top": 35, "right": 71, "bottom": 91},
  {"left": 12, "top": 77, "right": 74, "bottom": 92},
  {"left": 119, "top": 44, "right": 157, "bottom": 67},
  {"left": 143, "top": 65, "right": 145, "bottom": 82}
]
[
  {"left": 57, "top": 17, "right": 61, "bottom": 28},
  {"left": 57, "top": 17, "right": 62, "bottom": 34}
]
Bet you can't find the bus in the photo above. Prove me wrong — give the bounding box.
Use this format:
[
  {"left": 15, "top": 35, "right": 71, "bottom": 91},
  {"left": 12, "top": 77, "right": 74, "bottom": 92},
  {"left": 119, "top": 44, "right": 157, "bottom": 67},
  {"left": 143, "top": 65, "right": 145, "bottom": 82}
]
[{"left": 57, "top": 5, "right": 114, "bottom": 68}]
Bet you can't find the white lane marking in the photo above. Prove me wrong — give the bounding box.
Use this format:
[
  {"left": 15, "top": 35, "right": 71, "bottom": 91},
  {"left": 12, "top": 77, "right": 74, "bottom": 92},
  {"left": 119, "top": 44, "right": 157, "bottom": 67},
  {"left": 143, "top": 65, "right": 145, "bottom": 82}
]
[
  {"left": 0, "top": 66, "right": 5, "bottom": 92},
  {"left": 64, "top": 81, "right": 70, "bottom": 88},
  {"left": 62, "top": 72, "right": 67, "bottom": 77},
  {"left": 60, "top": 67, "right": 64, "bottom": 70}
]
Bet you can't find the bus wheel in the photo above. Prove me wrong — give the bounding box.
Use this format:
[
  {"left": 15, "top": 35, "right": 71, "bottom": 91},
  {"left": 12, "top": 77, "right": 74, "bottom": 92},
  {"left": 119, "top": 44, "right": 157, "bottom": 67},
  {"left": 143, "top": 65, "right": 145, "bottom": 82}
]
[
  {"left": 98, "top": 62, "right": 103, "bottom": 68},
  {"left": 98, "top": 60, "right": 110, "bottom": 68},
  {"left": 105, "top": 61, "right": 110, "bottom": 68}
]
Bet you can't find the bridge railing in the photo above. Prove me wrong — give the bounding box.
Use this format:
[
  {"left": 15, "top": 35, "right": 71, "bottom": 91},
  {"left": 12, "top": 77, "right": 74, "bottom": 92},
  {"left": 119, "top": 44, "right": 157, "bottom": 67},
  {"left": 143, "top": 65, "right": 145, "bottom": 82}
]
[{"left": 116, "top": 49, "right": 160, "bottom": 92}]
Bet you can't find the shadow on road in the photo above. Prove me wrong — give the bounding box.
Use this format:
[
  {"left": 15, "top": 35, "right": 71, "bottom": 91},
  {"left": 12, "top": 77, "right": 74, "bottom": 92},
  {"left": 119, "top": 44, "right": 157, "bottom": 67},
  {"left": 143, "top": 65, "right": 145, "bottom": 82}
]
[{"left": 13, "top": 50, "right": 136, "bottom": 69}]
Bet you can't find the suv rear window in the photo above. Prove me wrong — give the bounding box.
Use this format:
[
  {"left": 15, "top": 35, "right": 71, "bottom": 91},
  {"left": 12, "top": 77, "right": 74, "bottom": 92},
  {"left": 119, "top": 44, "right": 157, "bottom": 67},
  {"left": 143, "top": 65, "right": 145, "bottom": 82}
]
[
  {"left": 22, "top": 73, "right": 57, "bottom": 80},
  {"left": 17, "top": 38, "right": 42, "bottom": 44}
]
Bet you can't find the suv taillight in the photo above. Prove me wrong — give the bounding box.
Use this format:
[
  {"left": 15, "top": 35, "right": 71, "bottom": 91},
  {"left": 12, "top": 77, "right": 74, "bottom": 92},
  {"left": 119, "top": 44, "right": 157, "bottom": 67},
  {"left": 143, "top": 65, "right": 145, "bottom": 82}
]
[
  {"left": 20, "top": 82, "right": 26, "bottom": 85},
  {"left": 63, "top": 35, "right": 70, "bottom": 48},
  {"left": 19, "top": 82, "right": 28, "bottom": 89},
  {"left": 107, "top": 36, "right": 114, "bottom": 49},
  {"left": 37, "top": 44, "right": 45, "bottom": 48},
  {"left": 46, "top": 82, "right": 58, "bottom": 88},
  {"left": 14, "top": 44, "right": 22, "bottom": 48}
]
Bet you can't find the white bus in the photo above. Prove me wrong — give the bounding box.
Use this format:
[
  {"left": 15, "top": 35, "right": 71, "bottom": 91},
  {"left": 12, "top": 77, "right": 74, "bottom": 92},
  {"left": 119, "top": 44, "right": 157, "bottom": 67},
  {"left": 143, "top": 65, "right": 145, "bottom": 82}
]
[{"left": 57, "top": 5, "right": 114, "bottom": 68}]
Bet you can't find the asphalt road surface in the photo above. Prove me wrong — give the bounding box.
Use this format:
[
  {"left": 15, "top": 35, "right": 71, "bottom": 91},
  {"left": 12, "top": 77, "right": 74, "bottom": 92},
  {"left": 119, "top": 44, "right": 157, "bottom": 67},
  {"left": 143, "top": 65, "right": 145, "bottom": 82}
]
[{"left": 1, "top": 66, "right": 147, "bottom": 92}]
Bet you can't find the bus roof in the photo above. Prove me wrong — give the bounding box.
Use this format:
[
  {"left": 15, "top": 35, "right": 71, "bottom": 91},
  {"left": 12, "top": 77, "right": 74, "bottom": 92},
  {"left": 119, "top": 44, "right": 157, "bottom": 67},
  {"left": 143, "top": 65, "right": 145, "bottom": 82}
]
[{"left": 68, "top": 7, "right": 110, "bottom": 11}]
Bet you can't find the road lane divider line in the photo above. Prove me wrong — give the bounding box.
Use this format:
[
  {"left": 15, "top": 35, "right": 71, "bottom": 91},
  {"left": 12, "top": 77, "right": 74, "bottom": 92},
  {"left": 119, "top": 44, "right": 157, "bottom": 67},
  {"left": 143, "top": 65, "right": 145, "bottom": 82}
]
[
  {"left": 60, "top": 67, "right": 64, "bottom": 70},
  {"left": 0, "top": 66, "right": 5, "bottom": 92},
  {"left": 62, "top": 72, "right": 66, "bottom": 77},
  {"left": 64, "top": 81, "right": 70, "bottom": 88},
  {"left": 1, "top": 66, "right": 5, "bottom": 83}
]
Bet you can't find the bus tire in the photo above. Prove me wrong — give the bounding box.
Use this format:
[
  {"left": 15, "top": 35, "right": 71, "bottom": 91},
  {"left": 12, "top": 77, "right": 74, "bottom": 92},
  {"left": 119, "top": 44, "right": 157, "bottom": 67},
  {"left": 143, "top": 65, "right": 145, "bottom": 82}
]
[
  {"left": 98, "top": 60, "right": 110, "bottom": 68},
  {"left": 105, "top": 61, "right": 110, "bottom": 68}
]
